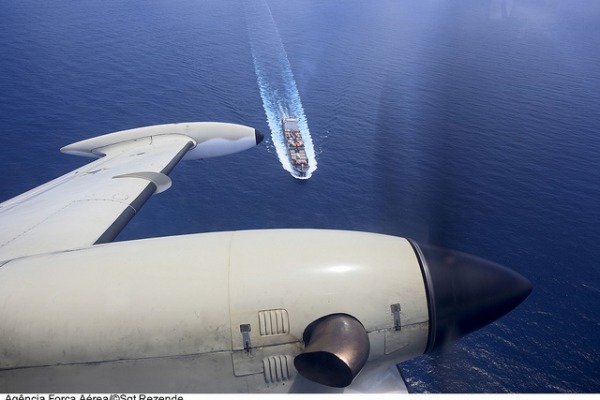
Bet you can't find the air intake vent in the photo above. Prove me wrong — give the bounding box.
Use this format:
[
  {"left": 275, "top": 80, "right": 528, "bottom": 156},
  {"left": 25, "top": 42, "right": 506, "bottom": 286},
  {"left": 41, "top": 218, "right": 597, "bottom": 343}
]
[
  {"left": 263, "top": 355, "right": 293, "bottom": 383},
  {"left": 258, "top": 309, "right": 290, "bottom": 336}
]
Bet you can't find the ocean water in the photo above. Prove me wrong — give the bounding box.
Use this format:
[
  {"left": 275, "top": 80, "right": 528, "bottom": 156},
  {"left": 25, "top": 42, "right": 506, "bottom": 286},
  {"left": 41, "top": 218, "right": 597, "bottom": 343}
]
[{"left": 0, "top": 0, "right": 599, "bottom": 393}]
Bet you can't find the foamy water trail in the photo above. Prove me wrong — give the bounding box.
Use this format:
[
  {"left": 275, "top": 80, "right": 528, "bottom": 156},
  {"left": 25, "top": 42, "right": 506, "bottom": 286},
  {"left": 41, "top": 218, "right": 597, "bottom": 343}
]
[{"left": 244, "top": 0, "right": 317, "bottom": 179}]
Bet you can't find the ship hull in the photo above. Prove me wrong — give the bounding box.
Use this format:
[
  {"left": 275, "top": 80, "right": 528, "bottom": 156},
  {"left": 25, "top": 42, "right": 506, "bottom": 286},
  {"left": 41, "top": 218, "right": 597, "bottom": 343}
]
[{"left": 282, "top": 117, "right": 309, "bottom": 177}]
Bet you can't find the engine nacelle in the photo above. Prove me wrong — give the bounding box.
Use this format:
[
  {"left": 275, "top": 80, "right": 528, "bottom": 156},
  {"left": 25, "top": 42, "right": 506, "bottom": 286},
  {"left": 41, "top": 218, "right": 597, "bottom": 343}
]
[
  {"left": 0, "top": 229, "right": 531, "bottom": 392},
  {"left": 60, "top": 122, "right": 264, "bottom": 159}
]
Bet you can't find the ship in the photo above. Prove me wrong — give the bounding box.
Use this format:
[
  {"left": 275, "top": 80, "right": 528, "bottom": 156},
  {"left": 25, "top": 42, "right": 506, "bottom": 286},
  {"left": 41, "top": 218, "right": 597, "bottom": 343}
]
[{"left": 281, "top": 117, "right": 309, "bottom": 177}]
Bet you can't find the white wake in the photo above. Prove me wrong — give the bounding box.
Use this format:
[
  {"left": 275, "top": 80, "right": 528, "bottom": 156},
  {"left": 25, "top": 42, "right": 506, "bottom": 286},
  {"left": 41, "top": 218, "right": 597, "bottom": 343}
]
[{"left": 244, "top": 0, "right": 317, "bottom": 179}]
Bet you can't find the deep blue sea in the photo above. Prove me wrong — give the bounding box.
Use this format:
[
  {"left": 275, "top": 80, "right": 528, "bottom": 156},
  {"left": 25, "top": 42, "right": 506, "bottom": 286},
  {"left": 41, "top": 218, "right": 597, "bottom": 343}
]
[{"left": 1, "top": 0, "right": 599, "bottom": 393}]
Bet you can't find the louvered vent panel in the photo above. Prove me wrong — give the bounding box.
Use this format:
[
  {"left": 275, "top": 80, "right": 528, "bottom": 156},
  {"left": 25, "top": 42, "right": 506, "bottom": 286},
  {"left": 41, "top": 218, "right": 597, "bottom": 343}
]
[
  {"left": 258, "top": 309, "right": 289, "bottom": 336},
  {"left": 263, "top": 355, "right": 293, "bottom": 384}
]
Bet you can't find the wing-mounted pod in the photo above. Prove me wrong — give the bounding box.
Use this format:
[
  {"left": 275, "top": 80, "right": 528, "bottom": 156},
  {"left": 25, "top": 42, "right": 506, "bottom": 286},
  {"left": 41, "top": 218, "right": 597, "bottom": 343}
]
[
  {"left": 294, "top": 314, "right": 370, "bottom": 388},
  {"left": 61, "top": 122, "right": 264, "bottom": 160}
]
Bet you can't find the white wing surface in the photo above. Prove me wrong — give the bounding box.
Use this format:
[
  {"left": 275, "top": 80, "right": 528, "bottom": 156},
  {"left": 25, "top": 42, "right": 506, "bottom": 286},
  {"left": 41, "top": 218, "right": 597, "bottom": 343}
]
[{"left": 0, "top": 122, "right": 262, "bottom": 262}]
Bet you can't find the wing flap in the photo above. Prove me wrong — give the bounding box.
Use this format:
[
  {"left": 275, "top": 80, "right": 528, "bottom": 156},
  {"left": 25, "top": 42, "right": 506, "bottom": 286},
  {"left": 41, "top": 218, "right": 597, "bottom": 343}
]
[{"left": 0, "top": 195, "right": 146, "bottom": 258}]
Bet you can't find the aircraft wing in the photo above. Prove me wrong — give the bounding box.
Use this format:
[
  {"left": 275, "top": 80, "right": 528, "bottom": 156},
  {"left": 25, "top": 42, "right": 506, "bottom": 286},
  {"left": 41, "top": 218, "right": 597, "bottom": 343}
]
[{"left": 0, "top": 122, "right": 262, "bottom": 262}]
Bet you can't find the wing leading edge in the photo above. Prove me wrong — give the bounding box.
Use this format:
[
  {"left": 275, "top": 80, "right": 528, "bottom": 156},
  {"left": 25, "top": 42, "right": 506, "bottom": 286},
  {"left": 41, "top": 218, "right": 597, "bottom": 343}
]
[{"left": 0, "top": 122, "right": 263, "bottom": 262}]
